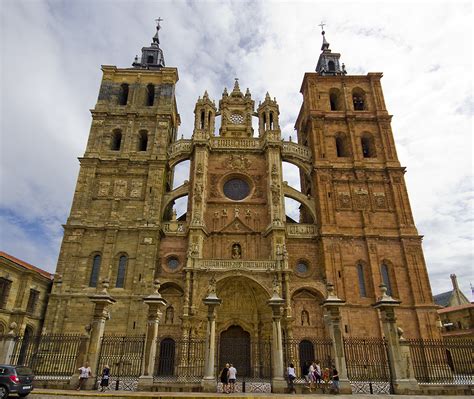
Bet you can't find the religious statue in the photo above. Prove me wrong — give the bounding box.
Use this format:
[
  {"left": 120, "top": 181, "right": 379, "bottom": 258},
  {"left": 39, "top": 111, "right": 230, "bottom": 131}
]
[
  {"left": 165, "top": 306, "right": 174, "bottom": 324},
  {"left": 231, "top": 243, "right": 242, "bottom": 259},
  {"left": 234, "top": 208, "right": 240, "bottom": 218},
  {"left": 301, "top": 308, "right": 310, "bottom": 326}
]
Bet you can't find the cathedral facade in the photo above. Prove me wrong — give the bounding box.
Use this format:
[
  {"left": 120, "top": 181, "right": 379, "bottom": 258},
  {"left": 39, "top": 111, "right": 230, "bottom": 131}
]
[{"left": 43, "top": 24, "right": 440, "bottom": 367}]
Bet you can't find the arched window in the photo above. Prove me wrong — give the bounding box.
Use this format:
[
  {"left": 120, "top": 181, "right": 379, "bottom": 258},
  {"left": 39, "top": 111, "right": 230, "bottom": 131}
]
[
  {"left": 146, "top": 84, "right": 155, "bottom": 106},
  {"left": 335, "top": 134, "right": 351, "bottom": 157},
  {"left": 200, "top": 110, "right": 205, "bottom": 129},
  {"left": 116, "top": 255, "right": 127, "bottom": 288},
  {"left": 352, "top": 88, "right": 366, "bottom": 111},
  {"left": 361, "top": 134, "right": 377, "bottom": 158},
  {"left": 328, "top": 60, "right": 335, "bottom": 72},
  {"left": 357, "top": 263, "right": 367, "bottom": 297},
  {"left": 208, "top": 111, "right": 211, "bottom": 127},
  {"left": 89, "top": 254, "right": 101, "bottom": 287},
  {"left": 269, "top": 112, "right": 274, "bottom": 129},
  {"left": 329, "top": 88, "right": 342, "bottom": 111},
  {"left": 138, "top": 130, "right": 148, "bottom": 151},
  {"left": 147, "top": 55, "right": 154, "bottom": 64},
  {"left": 119, "top": 83, "right": 129, "bottom": 106},
  {"left": 111, "top": 130, "right": 122, "bottom": 151},
  {"left": 263, "top": 113, "right": 267, "bottom": 129},
  {"left": 381, "top": 263, "right": 393, "bottom": 296}
]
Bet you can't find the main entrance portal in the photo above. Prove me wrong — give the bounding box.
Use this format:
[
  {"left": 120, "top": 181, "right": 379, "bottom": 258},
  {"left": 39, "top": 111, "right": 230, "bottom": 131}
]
[{"left": 219, "top": 325, "right": 250, "bottom": 377}]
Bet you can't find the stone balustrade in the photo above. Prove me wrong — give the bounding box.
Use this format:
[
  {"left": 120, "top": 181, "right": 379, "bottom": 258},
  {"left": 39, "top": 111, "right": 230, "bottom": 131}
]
[
  {"left": 168, "top": 139, "right": 193, "bottom": 159},
  {"left": 281, "top": 141, "right": 312, "bottom": 162},
  {"left": 285, "top": 224, "right": 316, "bottom": 238},
  {"left": 195, "top": 259, "right": 277, "bottom": 271},
  {"left": 210, "top": 138, "right": 262, "bottom": 150}
]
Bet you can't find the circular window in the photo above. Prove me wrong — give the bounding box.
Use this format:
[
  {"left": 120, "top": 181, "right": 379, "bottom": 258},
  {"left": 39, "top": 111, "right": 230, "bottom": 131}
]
[
  {"left": 230, "top": 113, "right": 244, "bottom": 124},
  {"left": 167, "top": 257, "right": 180, "bottom": 270},
  {"left": 296, "top": 261, "right": 309, "bottom": 275},
  {"left": 223, "top": 178, "right": 250, "bottom": 201}
]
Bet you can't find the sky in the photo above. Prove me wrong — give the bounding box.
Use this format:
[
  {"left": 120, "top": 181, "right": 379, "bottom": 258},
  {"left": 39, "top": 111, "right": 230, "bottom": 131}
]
[{"left": 0, "top": 0, "right": 472, "bottom": 298}]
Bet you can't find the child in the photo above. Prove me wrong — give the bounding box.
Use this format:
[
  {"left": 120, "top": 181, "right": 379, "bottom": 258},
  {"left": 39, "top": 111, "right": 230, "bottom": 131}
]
[{"left": 322, "top": 367, "right": 330, "bottom": 393}]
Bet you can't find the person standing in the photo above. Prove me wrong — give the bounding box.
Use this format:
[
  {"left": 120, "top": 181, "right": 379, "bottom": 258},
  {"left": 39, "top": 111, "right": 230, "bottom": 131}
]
[
  {"left": 331, "top": 365, "right": 340, "bottom": 394},
  {"left": 77, "top": 362, "right": 92, "bottom": 390},
  {"left": 287, "top": 363, "right": 296, "bottom": 394},
  {"left": 219, "top": 363, "right": 230, "bottom": 393},
  {"left": 228, "top": 363, "right": 237, "bottom": 393},
  {"left": 99, "top": 364, "right": 110, "bottom": 392},
  {"left": 314, "top": 360, "right": 322, "bottom": 389},
  {"left": 307, "top": 361, "right": 315, "bottom": 392}
]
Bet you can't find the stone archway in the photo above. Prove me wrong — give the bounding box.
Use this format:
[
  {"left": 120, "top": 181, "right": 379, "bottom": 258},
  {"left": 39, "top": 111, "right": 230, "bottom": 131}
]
[{"left": 219, "top": 325, "right": 251, "bottom": 377}]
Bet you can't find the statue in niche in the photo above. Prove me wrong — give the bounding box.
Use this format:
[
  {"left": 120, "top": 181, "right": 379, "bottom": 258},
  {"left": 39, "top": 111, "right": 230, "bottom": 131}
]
[
  {"left": 171, "top": 208, "right": 177, "bottom": 221},
  {"left": 231, "top": 243, "right": 242, "bottom": 259},
  {"left": 165, "top": 306, "right": 174, "bottom": 324},
  {"left": 301, "top": 308, "right": 310, "bottom": 326},
  {"left": 234, "top": 208, "right": 240, "bottom": 218}
]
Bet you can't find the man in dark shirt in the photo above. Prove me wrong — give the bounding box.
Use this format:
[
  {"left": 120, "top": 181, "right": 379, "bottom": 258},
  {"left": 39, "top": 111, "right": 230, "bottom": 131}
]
[{"left": 331, "top": 365, "right": 339, "bottom": 393}]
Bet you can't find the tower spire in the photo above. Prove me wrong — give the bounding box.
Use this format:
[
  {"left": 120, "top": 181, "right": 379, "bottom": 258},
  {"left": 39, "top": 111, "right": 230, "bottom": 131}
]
[
  {"left": 315, "top": 23, "right": 346, "bottom": 76},
  {"left": 133, "top": 19, "right": 166, "bottom": 69}
]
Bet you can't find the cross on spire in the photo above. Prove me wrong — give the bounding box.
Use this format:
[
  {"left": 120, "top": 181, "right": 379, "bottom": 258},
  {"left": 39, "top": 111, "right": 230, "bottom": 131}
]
[
  {"left": 155, "top": 17, "right": 164, "bottom": 29},
  {"left": 318, "top": 21, "right": 326, "bottom": 32}
]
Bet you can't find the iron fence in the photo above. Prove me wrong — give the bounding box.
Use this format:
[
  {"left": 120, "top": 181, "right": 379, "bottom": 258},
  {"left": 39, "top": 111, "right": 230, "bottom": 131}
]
[
  {"left": 153, "top": 337, "right": 206, "bottom": 383},
  {"left": 283, "top": 337, "right": 333, "bottom": 384},
  {"left": 343, "top": 337, "right": 393, "bottom": 394},
  {"left": 96, "top": 335, "right": 145, "bottom": 391},
  {"left": 408, "top": 338, "right": 473, "bottom": 385},
  {"left": 8, "top": 334, "right": 87, "bottom": 380}
]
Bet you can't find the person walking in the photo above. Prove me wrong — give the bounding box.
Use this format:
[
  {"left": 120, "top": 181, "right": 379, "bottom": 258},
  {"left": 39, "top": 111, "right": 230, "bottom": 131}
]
[
  {"left": 219, "top": 363, "right": 230, "bottom": 393},
  {"left": 287, "top": 363, "right": 296, "bottom": 394},
  {"left": 228, "top": 363, "right": 237, "bottom": 393},
  {"left": 99, "top": 364, "right": 110, "bottom": 392},
  {"left": 77, "top": 362, "right": 92, "bottom": 390},
  {"left": 331, "top": 364, "right": 340, "bottom": 394}
]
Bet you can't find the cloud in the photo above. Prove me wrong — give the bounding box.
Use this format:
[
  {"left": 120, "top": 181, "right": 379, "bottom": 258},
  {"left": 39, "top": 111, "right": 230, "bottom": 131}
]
[{"left": 0, "top": 0, "right": 472, "bottom": 300}]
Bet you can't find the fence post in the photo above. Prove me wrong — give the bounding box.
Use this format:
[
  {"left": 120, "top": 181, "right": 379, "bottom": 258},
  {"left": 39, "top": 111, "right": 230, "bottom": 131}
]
[
  {"left": 267, "top": 278, "right": 286, "bottom": 393},
  {"left": 78, "top": 279, "right": 116, "bottom": 390},
  {"left": 138, "top": 279, "right": 167, "bottom": 390},
  {"left": 201, "top": 277, "right": 222, "bottom": 393},
  {"left": 0, "top": 323, "right": 18, "bottom": 364},
  {"left": 373, "top": 284, "right": 419, "bottom": 394},
  {"left": 322, "top": 282, "right": 351, "bottom": 394}
]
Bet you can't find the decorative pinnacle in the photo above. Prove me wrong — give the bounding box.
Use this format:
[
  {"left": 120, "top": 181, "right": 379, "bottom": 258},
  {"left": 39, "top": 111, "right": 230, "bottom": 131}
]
[
  {"left": 153, "top": 279, "right": 163, "bottom": 297},
  {"left": 233, "top": 77, "right": 240, "bottom": 92}
]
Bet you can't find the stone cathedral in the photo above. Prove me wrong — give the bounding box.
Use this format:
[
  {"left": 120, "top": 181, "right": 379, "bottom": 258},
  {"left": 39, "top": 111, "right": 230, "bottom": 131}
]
[{"left": 43, "top": 23, "right": 440, "bottom": 375}]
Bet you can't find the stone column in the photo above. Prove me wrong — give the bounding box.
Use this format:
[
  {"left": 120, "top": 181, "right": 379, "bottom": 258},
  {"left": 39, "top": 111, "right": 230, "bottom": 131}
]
[
  {"left": 80, "top": 280, "right": 116, "bottom": 390},
  {"left": 267, "top": 277, "right": 286, "bottom": 393},
  {"left": 373, "top": 284, "right": 419, "bottom": 394},
  {"left": 322, "top": 283, "right": 351, "bottom": 394},
  {"left": 201, "top": 277, "right": 222, "bottom": 393},
  {"left": 0, "top": 323, "right": 18, "bottom": 364},
  {"left": 138, "top": 280, "right": 167, "bottom": 390}
]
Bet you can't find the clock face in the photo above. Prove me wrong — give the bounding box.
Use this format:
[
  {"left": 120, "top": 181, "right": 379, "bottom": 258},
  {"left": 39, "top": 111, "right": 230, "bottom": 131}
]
[{"left": 230, "top": 113, "right": 244, "bottom": 124}]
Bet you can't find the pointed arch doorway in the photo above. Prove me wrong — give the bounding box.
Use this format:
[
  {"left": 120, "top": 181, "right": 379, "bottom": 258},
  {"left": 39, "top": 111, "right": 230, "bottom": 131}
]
[{"left": 218, "top": 325, "right": 251, "bottom": 377}]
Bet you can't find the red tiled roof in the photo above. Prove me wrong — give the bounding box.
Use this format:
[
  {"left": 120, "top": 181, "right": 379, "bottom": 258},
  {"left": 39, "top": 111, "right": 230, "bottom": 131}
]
[
  {"left": 437, "top": 303, "right": 474, "bottom": 313},
  {"left": 0, "top": 251, "right": 54, "bottom": 280}
]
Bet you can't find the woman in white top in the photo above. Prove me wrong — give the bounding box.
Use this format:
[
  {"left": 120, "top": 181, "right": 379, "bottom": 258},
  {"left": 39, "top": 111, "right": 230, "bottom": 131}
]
[
  {"left": 287, "top": 363, "right": 296, "bottom": 394},
  {"left": 308, "top": 362, "right": 315, "bottom": 392}
]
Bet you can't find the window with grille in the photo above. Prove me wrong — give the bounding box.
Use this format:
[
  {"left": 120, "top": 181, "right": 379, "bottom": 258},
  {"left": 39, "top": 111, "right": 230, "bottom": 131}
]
[
  {"left": 0, "top": 278, "right": 12, "bottom": 309},
  {"left": 26, "top": 289, "right": 40, "bottom": 314}
]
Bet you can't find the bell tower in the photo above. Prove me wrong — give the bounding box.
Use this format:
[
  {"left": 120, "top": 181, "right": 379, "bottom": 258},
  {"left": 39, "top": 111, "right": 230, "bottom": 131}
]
[
  {"left": 295, "top": 28, "right": 439, "bottom": 338},
  {"left": 218, "top": 79, "right": 255, "bottom": 137}
]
